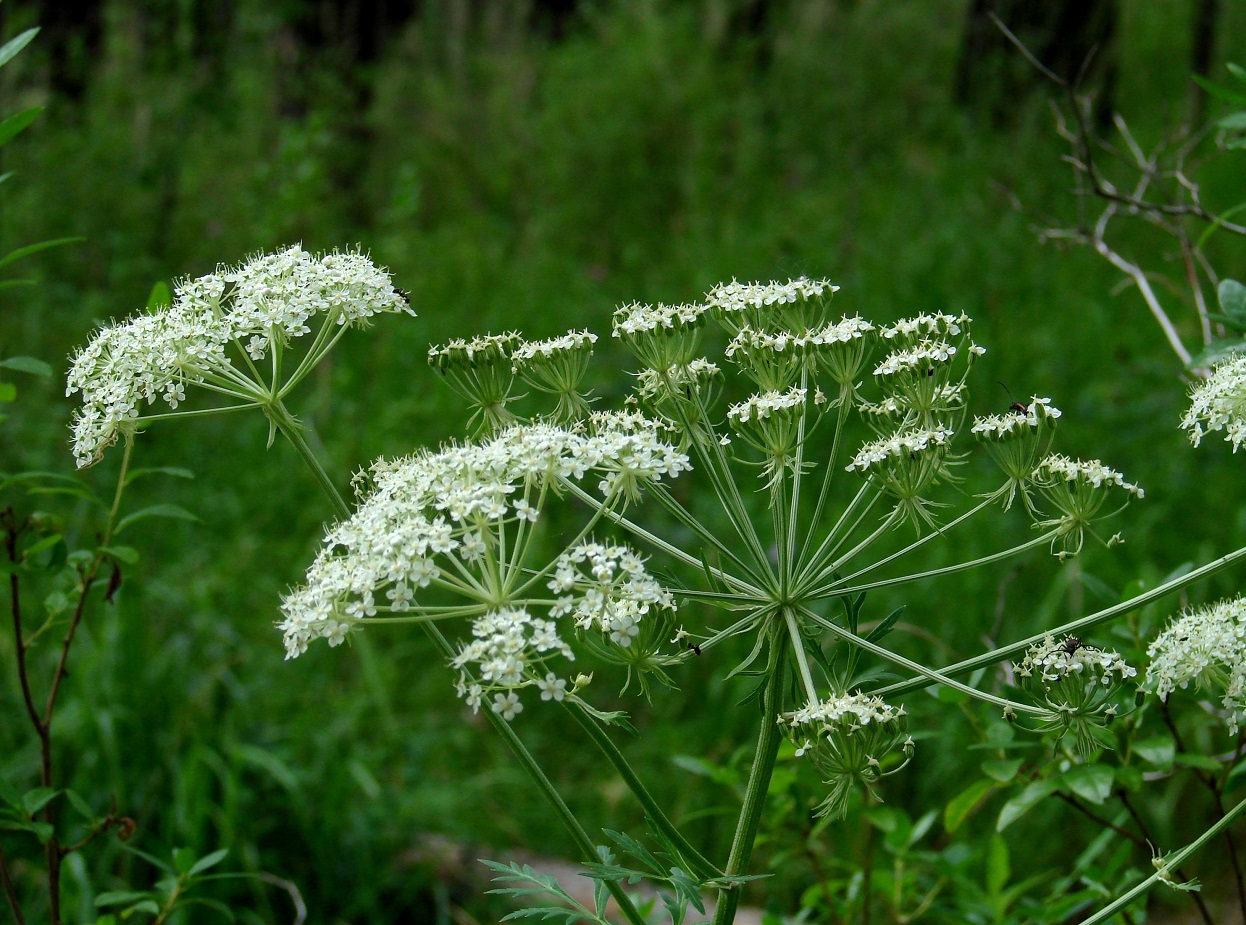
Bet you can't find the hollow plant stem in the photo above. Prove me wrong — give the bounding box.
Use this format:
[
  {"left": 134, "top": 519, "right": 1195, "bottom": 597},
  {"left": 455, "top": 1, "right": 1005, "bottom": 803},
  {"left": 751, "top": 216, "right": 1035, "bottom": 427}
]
[
  {"left": 266, "top": 400, "right": 351, "bottom": 520},
  {"left": 712, "top": 630, "right": 789, "bottom": 925}
]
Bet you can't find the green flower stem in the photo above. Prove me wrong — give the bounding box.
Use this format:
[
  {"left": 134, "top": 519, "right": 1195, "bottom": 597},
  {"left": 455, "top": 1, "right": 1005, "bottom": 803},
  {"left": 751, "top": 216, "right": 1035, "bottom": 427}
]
[
  {"left": 566, "top": 705, "right": 721, "bottom": 882},
  {"left": 712, "top": 631, "right": 789, "bottom": 925},
  {"left": 785, "top": 609, "right": 820, "bottom": 705},
  {"left": 802, "top": 492, "right": 998, "bottom": 593},
  {"left": 798, "top": 383, "right": 851, "bottom": 564},
  {"left": 133, "top": 403, "right": 258, "bottom": 424},
  {"left": 811, "top": 529, "right": 1060, "bottom": 600},
  {"left": 266, "top": 400, "right": 351, "bottom": 520},
  {"left": 1079, "top": 791, "right": 1246, "bottom": 925},
  {"left": 802, "top": 607, "right": 1043, "bottom": 717},
  {"left": 563, "top": 481, "right": 765, "bottom": 596},
  {"left": 420, "top": 624, "right": 648, "bottom": 925},
  {"left": 872, "top": 545, "right": 1246, "bottom": 700}
]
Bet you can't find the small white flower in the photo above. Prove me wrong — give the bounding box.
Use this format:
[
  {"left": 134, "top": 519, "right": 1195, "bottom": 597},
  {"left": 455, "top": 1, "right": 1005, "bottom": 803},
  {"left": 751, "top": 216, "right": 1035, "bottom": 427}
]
[{"left": 491, "top": 691, "right": 524, "bottom": 720}]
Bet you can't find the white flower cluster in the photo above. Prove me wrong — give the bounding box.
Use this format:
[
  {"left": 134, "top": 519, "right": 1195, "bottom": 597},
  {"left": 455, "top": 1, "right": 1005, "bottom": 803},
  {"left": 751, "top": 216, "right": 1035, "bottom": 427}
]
[
  {"left": 66, "top": 246, "right": 408, "bottom": 467},
  {"left": 880, "top": 312, "right": 968, "bottom": 342},
  {"left": 427, "top": 332, "right": 521, "bottom": 370},
  {"left": 452, "top": 607, "right": 575, "bottom": 716},
  {"left": 612, "top": 301, "right": 706, "bottom": 337},
  {"left": 846, "top": 426, "right": 954, "bottom": 472},
  {"left": 780, "top": 691, "right": 904, "bottom": 731},
  {"left": 549, "top": 542, "right": 675, "bottom": 647},
  {"left": 873, "top": 339, "right": 958, "bottom": 377},
  {"left": 971, "top": 397, "right": 1062, "bottom": 439},
  {"left": 1033, "top": 454, "right": 1144, "bottom": 497},
  {"left": 510, "top": 330, "right": 598, "bottom": 366},
  {"left": 727, "top": 387, "right": 807, "bottom": 424},
  {"left": 632, "top": 359, "right": 721, "bottom": 400},
  {"left": 1016, "top": 636, "right": 1137, "bottom": 687},
  {"left": 706, "top": 277, "right": 839, "bottom": 313},
  {"left": 278, "top": 421, "right": 689, "bottom": 659},
  {"left": 1147, "top": 598, "right": 1246, "bottom": 734},
  {"left": 1181, "top": 354, "right": 1246, "bottom": 451}
]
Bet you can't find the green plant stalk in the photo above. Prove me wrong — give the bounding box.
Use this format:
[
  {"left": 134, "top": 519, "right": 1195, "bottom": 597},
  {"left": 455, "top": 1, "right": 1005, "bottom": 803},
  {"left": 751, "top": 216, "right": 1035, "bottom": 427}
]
[
  {"left": 567, "top": 703, "right": 721, "bottom": 881},
  {"left": 1079, "top": 790, "right": 1246, "bottom": 925},
  {"left": 873, "top": 545, "right": 1246, "bottom": 699},
  {"left": 712, "top": 628, "right": 789, "bottom": 925},
  {"left": 421, "top": 624, "right": 647, "bottom": 925},
  {"left": 266, "top": 400, "right": 351, "bottom": 520}
]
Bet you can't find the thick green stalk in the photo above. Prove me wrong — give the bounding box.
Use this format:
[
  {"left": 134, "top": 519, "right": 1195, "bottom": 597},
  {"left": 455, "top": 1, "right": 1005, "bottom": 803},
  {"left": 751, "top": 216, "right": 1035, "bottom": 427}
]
[
  {"left": 713, "top": 632, "right": 789, "bottom": 925},
  {"left": 873, "top": 545, "right": 1246, "bottom": 699},
  {"left": 1079, "top": 791, "right": 1246, "bottom": 925},
  {"left": 568, "top": 704, "right": 721, "bottom": 882},
  {"left": 267, "top": 400, "right": 351, "bottom": 520}
]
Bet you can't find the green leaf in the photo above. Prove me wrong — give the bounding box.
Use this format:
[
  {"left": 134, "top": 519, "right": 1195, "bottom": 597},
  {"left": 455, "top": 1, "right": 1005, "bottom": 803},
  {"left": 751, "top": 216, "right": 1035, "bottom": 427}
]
[
  {"left": 115, "top": 503, "right": 199, "bottom": 534},
  {"left": 147, "top": 280, "right": 172, "bottom": 310},
  {"left": 95, "top": 890, "right": 154, "bottom": 908},
  {"left": 0, "top": 106, "right": 42, "bottom": 148},
  {"left": 1134, "top": 736, "right": 1175, "bottom": 769},
  {"left": 1218, "top": 112, "right": 1246, "bottom": 131},
  {"left": 986, "top": 834, "right": 1009, "bottom": 895},
  {"left": 0, "top": 774, "right": 22, "bottom": 809},
  {"left": 931, "top": 683, "right": 970, "bottom": 705},
  {"left": 865, "top": 606, "right": 904, "bottom": 643},
  {"left": 22, "top": 786, "right": 59, "bottom": 815},
  {"left": 64, "top": 789, "right": 95, "bottom": 820},
  {"left": 997, "top": 779, "right": 1059, "bottom": 831},
  {"left": 173, "top": 846, "right": 198, "bottom": 874},
  {"left": 1189, "top": 338, "right": 1246, "bottom": 369},
  {"left": 671, "top": 755, "right": 738, "bottom": 787},
  {"left": 98, "top": 545, "right": 140, "bottom": 564},
  {"left": 0, "top": 381, "right": 14, "bottom": 402},
  {"left": 0, "top": 236, "right": 83, "bottom": 270},
  {"left": 1229, "top": 62, "right": 1246, "bottom": 84},
  {"left": 0, "top": 356, "right": 52, "bottom": 377},
  {"left": 1219, "top": 279, "right": 1246, "bottom": 325},
  {"left": 0, "top": 28, "right": 39, "bottom": 69},
  {"left": 188, "top": 847, "right": 229, "bottom": 876},
  {"left": 1174, "top": 752, "right": 1223, "bottom": 772},
  {"left": 124, "top": 466, "right": 195, "bottom": 487},
  {"left": 1063, "top": 763, "right": 1113, "bottom": 805},
  {"left": 1193, "top": 74, "right": 1246, "bottom": 105},
  {"left": 981, "top": 759, "right": 1024, "bottom": 783},
  {"left": 944, "top": 778, "right": 995, "bottom": 833}
]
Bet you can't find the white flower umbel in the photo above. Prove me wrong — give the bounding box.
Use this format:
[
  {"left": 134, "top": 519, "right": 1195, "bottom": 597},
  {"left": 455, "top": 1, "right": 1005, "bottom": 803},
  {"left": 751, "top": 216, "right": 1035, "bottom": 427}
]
[
  {"left": 1181, "top": 354, "right": 1246, "bottom": 451},
  {"left": 706, "top": 277, "right": 840, "bottom": 335},
  {"left": 727, "top": 387, "right": 814, "bottom": 489},
  {"left": 66, "top": 246, "right": 410, "bottom": 467},
  {"left": 971, "top": 397, "right": 1062, "bottom": 509},
  {"left": 1013, "top": 636, "right": 1136, "bottom": 756},
  {"left": 511, "top": 330, "right": 598, "bottom": 423},
  {"left": 427, "top": 332, "right": 523, "bottom": 436},
  {"left": 779, "top": 691, "right": 912, "bottom": 819},
  {"left": 1030, "top": 454, "right": 1144, "bottom": 558},
  {"left": 280, "top": 421, "right": 688, "bottom": 716},
  {"left": 612, "top": 301, "right": 707, "bottom": 371},
  {"left": 846, "top": 426, "right": 954, "bottom": 529},
  {"left": 1148, "top": 598, "right": 1246, "bottom": 734}
]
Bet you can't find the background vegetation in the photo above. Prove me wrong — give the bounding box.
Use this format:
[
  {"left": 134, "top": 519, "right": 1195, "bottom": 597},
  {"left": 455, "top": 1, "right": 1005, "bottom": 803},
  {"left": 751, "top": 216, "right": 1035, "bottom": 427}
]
[{"left": 2, "top": 0, "right": 1245, "bottom": 921}]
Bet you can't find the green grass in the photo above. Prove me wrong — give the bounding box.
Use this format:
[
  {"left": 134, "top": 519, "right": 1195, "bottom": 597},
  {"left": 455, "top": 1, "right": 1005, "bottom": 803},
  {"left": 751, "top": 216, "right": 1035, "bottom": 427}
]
[{"left": 3, "top": 1, "right": 1246, "bottom": 921}]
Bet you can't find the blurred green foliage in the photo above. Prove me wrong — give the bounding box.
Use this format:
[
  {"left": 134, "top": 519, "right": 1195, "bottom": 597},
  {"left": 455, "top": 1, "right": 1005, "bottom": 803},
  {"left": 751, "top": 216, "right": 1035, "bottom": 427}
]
[{"left": 2, "top": 0, "right": 1246, "bottom": 921}]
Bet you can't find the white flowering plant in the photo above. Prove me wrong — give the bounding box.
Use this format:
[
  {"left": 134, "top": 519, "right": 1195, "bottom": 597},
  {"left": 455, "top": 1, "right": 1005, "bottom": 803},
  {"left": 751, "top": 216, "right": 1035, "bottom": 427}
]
[{"left": 56, "top": 251, "right": 1246, "bottom": 925}]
